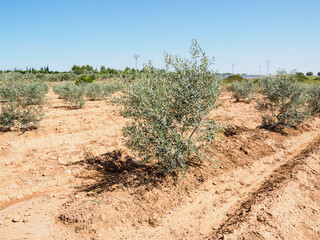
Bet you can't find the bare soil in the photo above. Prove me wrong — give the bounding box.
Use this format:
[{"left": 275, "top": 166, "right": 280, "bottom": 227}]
[{"left": 0, "top": 88, "right": 319, "bottom": 240}]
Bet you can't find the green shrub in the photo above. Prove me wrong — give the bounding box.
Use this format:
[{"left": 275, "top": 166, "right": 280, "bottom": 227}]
[
  {"left": 75, "top": 75, "right": 94, "bottom": 85},
  {"left": 307, "top": 84, "right": 320, "bottom": 115},
  {"left": 318, "top": 72, "right": 320, "bottom": 76},
  {"left": 53, "top": 82, "right": 86, "bottom": 108},
  {"left": 257, "top": 72, "right": 308, "bottom": 130},
  {"left": 295, "top": 72, "right": 308, "bottom": 81},
  {"left": 122, "top": 39, "right": 222, "bottom": 175},
  {"left": 60, "top": 73, "right": 76, "bottom": 81},
  {"left": 224, "top": 74, "right": 245, "bottom": 83},
  {"left": 306, "top": 71, "right": 313, "bottom": 76},
  {"left": 230, "top": 80, "right": 256, "bottom": 102},
  {"left": 0, "top": 80, "right": 48, "bottom": 130}
]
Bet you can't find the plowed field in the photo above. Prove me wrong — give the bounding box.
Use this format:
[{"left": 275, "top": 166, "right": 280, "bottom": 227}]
[{"left": 1, "top": 86, "right": 319, "bottom": 240}]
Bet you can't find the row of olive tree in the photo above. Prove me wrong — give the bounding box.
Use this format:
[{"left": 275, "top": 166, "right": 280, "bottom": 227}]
[
  {"left": 122, "top": 45, "right": 320, "bottom": 175},
  {"left": 0, "top": 79, "right": 49, "bottom": 130},
  {"left": 229, "top": 71, "right": 320, "bottom": 131},
  {"left": 53, "top": 79, "right": 125, "bottom": 109},
  {"left": 0, "top": 68, "right": 161, "bottom": 83}
]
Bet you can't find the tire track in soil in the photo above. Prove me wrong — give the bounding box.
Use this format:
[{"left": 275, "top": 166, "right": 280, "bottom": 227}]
[
  {"left": 1, "top": 88, "right": 319, "bottom": 240},
  {"left": 0, "top": 88, "right": 125, "bottom": 209},
  {"left": 209, "top": 135, "right": 320, "bottom": 240}
]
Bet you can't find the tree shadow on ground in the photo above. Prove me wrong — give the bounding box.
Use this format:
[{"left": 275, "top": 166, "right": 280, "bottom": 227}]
[
  {"left": 223, "top": 125, "right": 248, "bottom": 137},
  {"left": 69, "top": 150, "right": 171, "bottom": 194},
  {"left": 53, "top": 105, "right": 81, "bottom": 110},
  {"left": 0, "top": 125, "right": 38, "bottom": 133},
  {"left": 257, "top": 124, "right": 291, "bottom": 136}
]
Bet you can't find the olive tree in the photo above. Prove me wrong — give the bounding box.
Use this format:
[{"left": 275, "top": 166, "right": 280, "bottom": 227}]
[
  {"left": 122, "top": 39, "right": 222, "bottom": 175},
  {"left": 257, "top": 71, "right": 308, "bottom": 130},
  {"left": 0, "top": 80, "right": 49, "bottom": 130}
]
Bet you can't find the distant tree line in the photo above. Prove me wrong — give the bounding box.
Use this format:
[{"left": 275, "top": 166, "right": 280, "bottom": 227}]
[
  {"left": 0, "top": 64, "right": 155, "bottom": 75},
  {"left": 2, "top": 65, "right": 58, "bottom": 74},
  {"left": 0, "top": 64, "right": 169, "bottom": 82},
  {"left": 1, "top": 65, "right": 319, "bottom": 81}
]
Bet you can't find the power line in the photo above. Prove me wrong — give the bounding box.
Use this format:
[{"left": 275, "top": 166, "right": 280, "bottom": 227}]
[
  {"left": 267, "top": 60, "right": 270, "bottom": 74},
  {"left": 133, "top": 55, "right": 139, "bottom": 70},
  {"left": 259, "top": 65, "right": 262, "bottom": 75}
]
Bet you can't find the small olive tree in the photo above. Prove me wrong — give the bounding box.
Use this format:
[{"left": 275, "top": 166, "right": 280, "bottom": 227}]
[
  {"left": 53, "top": 82, "right": 87, "bottom": 109},
  {"left": 230, "top": 80, "right": 256, "bottom": 102},
  {"left": 85, "top": 82, "right": 108, "bottom": 101},
  {"left": 0, "top": 80, "right": 49, "bottom": 130},
  {"left": 307, "top": 84, "right": 320, "bottom": 115},
  {"left": 122, "top": 39, "right": 222, "bottom": 175},
  {"left": 257, "top": 71, "right": 308, "bottom": 130}
]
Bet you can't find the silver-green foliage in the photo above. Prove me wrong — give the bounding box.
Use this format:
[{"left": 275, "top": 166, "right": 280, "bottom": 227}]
[
  {"left": 86, "top": 81, "right": 127, "bottom": 101},
  {"left": 54, "top": 80, "right": 126, "bottom": 107},
  {"left": 104, "top": 81, "right": 127, "bottom": 94},
  {"left": 257, "top": 72, "right": 308, "bottom": 130},
  {"left": 307, "top": 84, "right": 320, "bottom": 115},
  {"left": 122, "top": 39, "right": 222, "bottom": 175},
  {"left": 0, "top": 80, "right": 49, "bottom": 130},
  {"left": 0, "top": 72, "right": 78, "bottom": 83},
  {"left": 86, "top": 82, "right": 108, "bottom": 101},
  {"left": 230, "top": 80, "right": 256, "bottom": 102},
  {"left": 0, "top": 72, "right": 37, "bottom": 82},
  {"left": 53, "top": 82, "right": 86, "bottom": 108}
]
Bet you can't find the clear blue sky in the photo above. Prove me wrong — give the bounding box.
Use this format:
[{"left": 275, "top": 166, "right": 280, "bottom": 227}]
[{"left": 1, "top": 0, "right": 319, "bottom": 74}]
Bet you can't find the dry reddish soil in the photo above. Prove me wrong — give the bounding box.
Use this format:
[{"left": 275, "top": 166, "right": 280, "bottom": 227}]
[{"left": 0, "top": 87, "right": 319, "bottom": 240}]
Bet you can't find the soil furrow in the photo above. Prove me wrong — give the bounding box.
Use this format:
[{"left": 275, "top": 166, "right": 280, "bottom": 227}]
[
  {"left": 210, "top": 136, "right": 320, "bottom": 240},
  {"left": 101, "top": 130, "right": 320, "bottom": 240},
  {"left": 1, "top": 89, "right": 319, "bottom": 240}
]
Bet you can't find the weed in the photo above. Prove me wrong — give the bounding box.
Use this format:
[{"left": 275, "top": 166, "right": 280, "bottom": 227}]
[
  {"left": 82, "top": 199, "right": 101, "bottom": 205},
  {"left": 224, "top": 74, "right": 245, "bottom": 83},
  {"left": 91, "top": 199, "right": 101, "bottom": 205}
]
